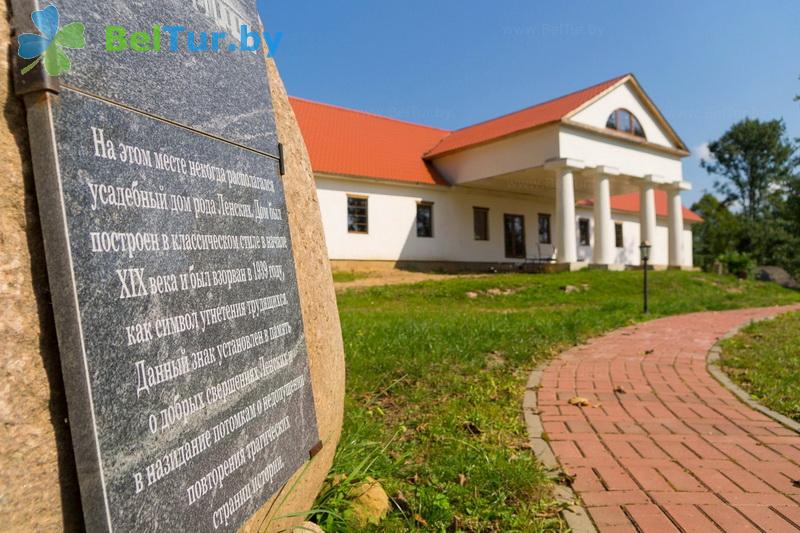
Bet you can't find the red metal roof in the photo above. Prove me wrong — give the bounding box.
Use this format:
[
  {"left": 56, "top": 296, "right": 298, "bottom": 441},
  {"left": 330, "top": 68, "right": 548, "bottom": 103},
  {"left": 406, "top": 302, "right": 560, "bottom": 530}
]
[
  {"left": 289, "top": 79, "right": 701, "bottom": 223},
  {"left": 290, "top": 76, "right": 628, "bottom": 184},
  {"left": 289, "top": 96, "right": 450, "bottom": 186},
  {"left": 423, "top": 75, "right": 628, "bottom": 158},
  {"left": 578, "top": 191, "right": 703, "bottom": 223}
]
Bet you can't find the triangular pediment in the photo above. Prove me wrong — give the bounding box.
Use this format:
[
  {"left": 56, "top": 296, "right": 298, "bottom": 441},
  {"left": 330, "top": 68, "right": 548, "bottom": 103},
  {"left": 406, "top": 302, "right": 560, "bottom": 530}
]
[{"left": 566, "top": 75, "right": 688, "bottom": 151}]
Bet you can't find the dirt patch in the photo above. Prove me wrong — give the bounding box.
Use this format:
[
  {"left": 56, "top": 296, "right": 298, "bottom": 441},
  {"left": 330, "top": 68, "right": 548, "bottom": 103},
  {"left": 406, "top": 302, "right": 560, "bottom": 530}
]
[
  {"left": 466, "top": 287, "right": 521, "bottom": 299},
  {"left": 485, "top": 351, "right": 507, "bottom": 369}
]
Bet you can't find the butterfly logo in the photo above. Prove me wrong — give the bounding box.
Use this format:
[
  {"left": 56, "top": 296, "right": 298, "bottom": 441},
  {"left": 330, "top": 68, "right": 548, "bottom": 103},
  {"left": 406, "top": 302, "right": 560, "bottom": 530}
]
[{"left": 17, "top": 4, "right": 85, "bottom": 77}]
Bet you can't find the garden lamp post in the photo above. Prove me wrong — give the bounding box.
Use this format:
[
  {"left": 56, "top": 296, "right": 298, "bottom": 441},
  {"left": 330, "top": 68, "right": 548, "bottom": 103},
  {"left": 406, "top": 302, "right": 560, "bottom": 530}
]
[{"left": 640, "top": 241, "right": 652, "bottom": 314}]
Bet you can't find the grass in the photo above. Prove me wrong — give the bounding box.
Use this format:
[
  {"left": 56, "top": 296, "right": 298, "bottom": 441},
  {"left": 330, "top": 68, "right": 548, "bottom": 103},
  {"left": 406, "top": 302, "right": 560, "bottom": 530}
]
[
  {"left": 313, "top": 270, "right": 800, "bottom": 532},
  {"left": 332, "top": 270, "right": 372, "bottom": 283},
  {"left": 720, "top": 311, "right": 800, "bottom": 422}
]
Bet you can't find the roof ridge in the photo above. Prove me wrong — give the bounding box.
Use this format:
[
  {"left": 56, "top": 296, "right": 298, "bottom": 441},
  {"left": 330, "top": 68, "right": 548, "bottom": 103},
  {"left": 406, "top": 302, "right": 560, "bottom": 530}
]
[
  {"left": 422, "top": 73, "right": 630, "bottom": 157},
  {"left": 445, "top": 73, "right": 629, "bottom": 135},
  {"left": 288, "top": 95, "right": 451, "bottom": 133}
]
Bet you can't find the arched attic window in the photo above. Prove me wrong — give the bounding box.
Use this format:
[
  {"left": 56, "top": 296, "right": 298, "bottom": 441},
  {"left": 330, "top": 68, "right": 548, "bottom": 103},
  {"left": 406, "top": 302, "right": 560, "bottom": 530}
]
[{"left": 606, "top": 109, "right": 646, "bottom": 139}]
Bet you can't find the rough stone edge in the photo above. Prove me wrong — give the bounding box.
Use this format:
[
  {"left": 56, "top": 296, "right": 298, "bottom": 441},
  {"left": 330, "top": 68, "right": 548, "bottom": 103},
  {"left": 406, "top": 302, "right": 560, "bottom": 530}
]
[
  {"left": 524, "top": 366, "right": 598, "bottom": 533},
  {"left": 706, "top": 312, "right": 800, "bottom": 435}
]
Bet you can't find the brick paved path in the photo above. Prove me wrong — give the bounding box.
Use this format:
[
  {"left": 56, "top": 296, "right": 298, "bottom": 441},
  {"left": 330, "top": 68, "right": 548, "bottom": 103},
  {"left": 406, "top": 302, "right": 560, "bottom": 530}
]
[{"left": 538, "top": 307, "right": 800, "bottom": 532}]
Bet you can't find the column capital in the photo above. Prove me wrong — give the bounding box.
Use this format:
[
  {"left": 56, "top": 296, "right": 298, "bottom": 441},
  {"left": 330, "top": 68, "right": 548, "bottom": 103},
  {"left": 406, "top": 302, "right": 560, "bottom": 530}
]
[
  {"left": 643, "top": 174, "right": 668, "bottom": 184},
  {"left": 544, "top": 158, "right": 585, "bottom": 172},
  {"left": 668, "top": 180, "right": 692, "bottom": 192},
  {"left": 584, "top": 165, "right": 620, "bottom": 178}
]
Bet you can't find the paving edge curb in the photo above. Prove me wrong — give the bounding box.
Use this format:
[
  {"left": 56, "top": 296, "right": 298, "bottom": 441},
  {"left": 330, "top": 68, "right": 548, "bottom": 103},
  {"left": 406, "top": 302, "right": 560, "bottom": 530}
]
[
  {"left": 524, "top": 365, "right": 598, "bottom": 533},
  {"left": 706, "top": 313, "right": 800, "bottom": 435}
]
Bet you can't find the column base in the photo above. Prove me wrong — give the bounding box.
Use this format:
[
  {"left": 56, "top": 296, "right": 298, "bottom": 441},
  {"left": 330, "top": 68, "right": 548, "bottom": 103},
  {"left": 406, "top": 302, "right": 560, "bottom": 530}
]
[
  {"left": 589, "top": 263, "right": 626, "bottom": 272},
  {"left": 549, "top": 262, "right": 589, "bottom": 272},
  {"left": 668, "top": 265, "right": 695, "bottom": 271},
  {"left": 626, "top": 264, "right": 669, "bottom": 271}
]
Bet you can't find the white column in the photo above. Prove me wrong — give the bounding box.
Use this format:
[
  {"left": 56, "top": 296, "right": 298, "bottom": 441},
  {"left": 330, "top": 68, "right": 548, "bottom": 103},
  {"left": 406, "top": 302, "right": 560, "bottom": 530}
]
[
  {"left": 592, "top": 173, "right": 614, "bottom": 265},
  {"left": 639, "top": 180, "right": 657, "bottom": 246},
  {"left": 555, "top": 167, "right": 577, "bottom": 264},
  {"left": 667, "top": 186, "right": 684, "bottom": 267}
]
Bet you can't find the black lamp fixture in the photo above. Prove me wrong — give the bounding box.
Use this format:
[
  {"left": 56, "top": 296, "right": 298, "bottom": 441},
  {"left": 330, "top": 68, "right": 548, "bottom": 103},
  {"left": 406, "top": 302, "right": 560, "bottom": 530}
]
[{"left": 640, "top": 241, "right": 652, "bottom": 314}]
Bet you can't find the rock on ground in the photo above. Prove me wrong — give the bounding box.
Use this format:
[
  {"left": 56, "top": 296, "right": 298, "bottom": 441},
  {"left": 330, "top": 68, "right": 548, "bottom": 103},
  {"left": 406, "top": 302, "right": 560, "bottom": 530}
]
[
  {"left": 755, "top": 266, "right": 799, "bottom": 290},
  {"left": 293, "top": 522, "right": 325, "bottom": 533},
  {"left": 348, "top": 477, "right": 391, "bottom": 527}
]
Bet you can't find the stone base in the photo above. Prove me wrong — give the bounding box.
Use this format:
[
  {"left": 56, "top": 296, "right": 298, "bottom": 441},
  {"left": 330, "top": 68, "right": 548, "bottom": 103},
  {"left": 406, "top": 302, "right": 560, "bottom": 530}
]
[
  {"left": 588, "top": 263, "right": 626, "bottom": 272},
  {"left": 331, "top": 259, "right": 520, "bottom": 274},
  {"left": 329, "top": 260, "right": 698, "bottom": 275},
  {"left": 548, "top": 262, "right": 589, "bottom": 273},
  {"left": 627, "top": 264, "right": 670, "bottom": 271}
]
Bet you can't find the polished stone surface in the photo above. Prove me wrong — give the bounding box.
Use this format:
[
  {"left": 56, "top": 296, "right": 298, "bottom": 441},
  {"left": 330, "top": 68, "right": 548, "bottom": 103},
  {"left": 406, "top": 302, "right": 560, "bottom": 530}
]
[
  {"left": 47, "top": 88, "right": 318, "bottom": 532},
  {"left": 48, "top": 0, "right": 279, "bottom": 155}
]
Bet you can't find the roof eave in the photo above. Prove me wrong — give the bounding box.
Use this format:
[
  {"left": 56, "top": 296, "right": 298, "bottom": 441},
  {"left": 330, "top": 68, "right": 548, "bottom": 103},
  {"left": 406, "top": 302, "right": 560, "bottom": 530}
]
[
  {"left": 314, "top": 170, "right": 450, "bottom": 188},
  {"left": 423, "top": 121, "right": 561, "bottom": 160}
]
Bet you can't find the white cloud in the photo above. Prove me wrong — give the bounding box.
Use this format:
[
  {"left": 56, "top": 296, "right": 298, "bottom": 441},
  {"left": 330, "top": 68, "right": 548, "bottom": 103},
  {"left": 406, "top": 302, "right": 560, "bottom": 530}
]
[{"left": 694, "top": 142, "right": 714, "bottom": 163}]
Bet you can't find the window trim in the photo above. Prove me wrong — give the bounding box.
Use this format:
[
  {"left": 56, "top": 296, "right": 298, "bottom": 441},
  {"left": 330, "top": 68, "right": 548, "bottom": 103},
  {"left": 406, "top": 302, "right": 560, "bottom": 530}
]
[
  {"left": 538, "top": 213, "right": 552, "bottom": 245},
  {"left": 615, "top": 222, "right": 624, "bottom": 248},
  {"left": 347, "top": 195, "right": 369, "bottom": 234},
  {"left": 578, "top": 218, "right": 591, "bottom": 246},
  {"left": 473, "top": 206, "right": 490, "bottom": 241},
  {"left": 606, "top": 108, "right": 646, "bottom": 139},
  {"left": 416, "top": 201, "right": 434, "bottom": 238}
]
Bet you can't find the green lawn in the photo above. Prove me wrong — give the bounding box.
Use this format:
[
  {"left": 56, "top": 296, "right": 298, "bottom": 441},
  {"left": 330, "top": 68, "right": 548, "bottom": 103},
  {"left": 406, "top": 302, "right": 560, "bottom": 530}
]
[
  {"left": 720, "top": 311, "right": 800, "bottom": 422},
  {"left": 312, "top": 270, "right": 800, "bottom": 532}
]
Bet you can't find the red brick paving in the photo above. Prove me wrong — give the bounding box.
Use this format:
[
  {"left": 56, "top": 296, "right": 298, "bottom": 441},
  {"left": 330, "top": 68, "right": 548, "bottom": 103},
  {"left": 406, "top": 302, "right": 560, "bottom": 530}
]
[{"left": 538, "top": 307, "right": 800, "bottom": 532}]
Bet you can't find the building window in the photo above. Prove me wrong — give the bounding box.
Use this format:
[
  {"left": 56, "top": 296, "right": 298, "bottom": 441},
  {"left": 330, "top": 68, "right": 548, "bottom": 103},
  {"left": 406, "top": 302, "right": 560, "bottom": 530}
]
[
  {"left": 538, "top": 214, "right": 551, "bottom": 244},
  {"left": 473, "top": 207, "right": 489, "bottom": 241},
  {"left": 347, "top": 196, "right": 368, "bottom": 233},
  {"left": 416, "top": 202, "right": 433, "bottom": 238},
  {"left": 606, "top": 109, "right": 646, "bottom": 139},
  {"left": 504, "top": 214, "right": 526, "bottom": 258},
  {"left": 615, "top": 222, "right": 624, "bottom": 248},
  {"left": 579, "top": 218, "right": 591, "bottom": 246}
]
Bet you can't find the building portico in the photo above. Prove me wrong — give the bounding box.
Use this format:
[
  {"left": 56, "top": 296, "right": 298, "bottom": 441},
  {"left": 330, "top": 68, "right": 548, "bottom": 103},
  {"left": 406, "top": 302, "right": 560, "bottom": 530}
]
[{"left": 429, "top": 157, "right": 692, "bottom": 270}]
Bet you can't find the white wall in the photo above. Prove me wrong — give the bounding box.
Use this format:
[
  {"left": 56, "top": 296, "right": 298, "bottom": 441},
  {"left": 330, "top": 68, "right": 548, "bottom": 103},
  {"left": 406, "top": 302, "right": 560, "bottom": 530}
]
[
  {"left": 431, "top": 126, "right": 560, "bottom": 185},
  {"left": 317, "top": 175, "right": 694, "bottom": 266},
  {"left": 317, "top": 176, "right": 556, "bottom": 262},
  {"left": 570, "top": 82, "right": 675, "bottom": 149},
  {"left": 578, "top": 211, "right": 692, "bottom": 267},
  {"left": 559, "top": 128, "right": 683, "bottom": 181}
]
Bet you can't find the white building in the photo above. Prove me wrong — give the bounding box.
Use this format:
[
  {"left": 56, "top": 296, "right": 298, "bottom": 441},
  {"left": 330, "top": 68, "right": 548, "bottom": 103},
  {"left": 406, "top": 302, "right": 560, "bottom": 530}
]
[{"left": 290, "top": 74, "right": 701, "bottom": 271}]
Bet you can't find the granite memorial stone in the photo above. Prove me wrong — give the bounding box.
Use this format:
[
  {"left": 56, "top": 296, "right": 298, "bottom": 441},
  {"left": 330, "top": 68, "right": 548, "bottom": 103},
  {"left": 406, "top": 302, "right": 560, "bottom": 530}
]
[{"left": 10, "top": 0, "right": 323, "bottom": 531}]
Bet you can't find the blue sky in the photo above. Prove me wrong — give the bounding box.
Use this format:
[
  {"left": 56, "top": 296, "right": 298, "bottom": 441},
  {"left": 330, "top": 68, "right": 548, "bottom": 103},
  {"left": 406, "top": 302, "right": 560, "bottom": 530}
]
[{"left": 257, "top": 0, "right": 800, "bottom": 206}]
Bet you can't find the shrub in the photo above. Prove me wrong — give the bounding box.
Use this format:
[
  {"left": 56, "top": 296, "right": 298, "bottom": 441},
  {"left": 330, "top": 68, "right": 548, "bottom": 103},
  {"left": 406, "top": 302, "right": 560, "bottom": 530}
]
[{"left": 717, "top": 251, "right": 756, "bottom": 279}]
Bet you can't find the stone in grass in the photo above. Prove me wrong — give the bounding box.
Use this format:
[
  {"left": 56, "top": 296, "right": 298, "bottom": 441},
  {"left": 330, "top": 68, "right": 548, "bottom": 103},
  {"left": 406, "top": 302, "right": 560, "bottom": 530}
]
[
  {"left": 348, "top": 477, "right": 391, "bottom": 527},
  {"left": 293, "top": 522, "right": 325, "bottom": 533},
  {"left": 562, "top": 284, "right": 590, "bottom": 294},
  {"left": 755, "top": 266, "right": 800, "bottom": 290}
]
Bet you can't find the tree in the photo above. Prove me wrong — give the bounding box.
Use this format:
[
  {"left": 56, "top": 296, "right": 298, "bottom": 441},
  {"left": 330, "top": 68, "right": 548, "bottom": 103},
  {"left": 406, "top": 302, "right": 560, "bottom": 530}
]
[
  {"left": 690, "top": 193, "right": 740, "bottom": 269},
  {"left": 702, "top": 118, "right": 796, "bottom": 222}
]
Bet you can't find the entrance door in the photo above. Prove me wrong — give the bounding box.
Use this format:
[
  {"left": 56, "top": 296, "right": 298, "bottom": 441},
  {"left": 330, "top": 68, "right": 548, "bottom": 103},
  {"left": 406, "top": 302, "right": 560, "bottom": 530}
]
[{"left": 504, "top": 214, "right": 526, "bottom": 258}]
